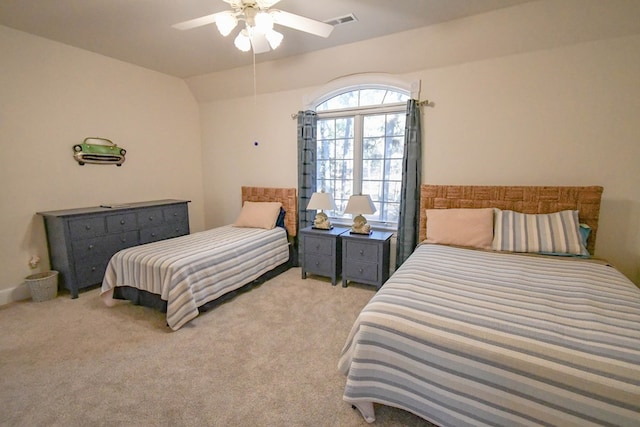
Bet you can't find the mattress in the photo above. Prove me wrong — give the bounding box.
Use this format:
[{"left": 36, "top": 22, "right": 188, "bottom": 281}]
[
  {"left": 101, "top": 225, "right": 289, "bottom": 330},
  {"left": 338, "top": 244, "right": 640, "bottom": 426}
]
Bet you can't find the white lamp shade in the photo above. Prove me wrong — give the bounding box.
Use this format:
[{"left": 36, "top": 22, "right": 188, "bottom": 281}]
[
  {"left": 265, "top": 29, "right": 283, "bottom": 49},
  {"left": 344, "top": 194, "right": 376, "bottom": 215},
  {"left": 234, "top": 30, "right": 251, "bottom": 52},
  {"left": 307, "top": 192, "right": 337, "bottom": 211},
  {"left": 215, "top": 12, "right": 238, "bottom": 37}
]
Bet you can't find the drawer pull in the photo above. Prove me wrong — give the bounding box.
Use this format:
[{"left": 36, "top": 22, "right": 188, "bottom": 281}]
[
  {"left": 91, "top": 266, "right": 96, "bottom": 272},
  {"left": 120, "top": 219, "right": 126, "bottom": 225},
  {"left": 173, "top": 213, "right": 178, "bottom": 217},
  {"left": 151, "top": 233, "right": 157, "bottom": 237},
  {"left": 316, "top": 245, "right": 320, "bottom": 250},
  {"left": 149, "top": 216, "right": 154, "bottom": 221},
  {"left": 121, "top": 238, "right": 127, "bottom": 243},
  {"left": 359, "top": 250, "right": 364, "bottom": 255},
  {"left": 85, "top": 225, "right": 91, "bottom": 230},
  {"left": 315, "top": 261, "right": 320, "bottom": 266},
  {"left": 358, "top": 268, "right": 364, "bottom": 273},
  {"left": 88, "top": 244, "right": 94, "bottom": 250}
]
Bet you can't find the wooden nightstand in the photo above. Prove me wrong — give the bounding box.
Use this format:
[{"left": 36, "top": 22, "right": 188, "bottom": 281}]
[
  {"left": 341, "top": 230, "right": 393, "bottom": 289},
  {"left": 300, "top": 226, "right": 349, "bottom": 286}
]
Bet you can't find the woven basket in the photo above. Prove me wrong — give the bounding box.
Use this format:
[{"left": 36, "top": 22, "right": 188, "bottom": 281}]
[{"left": 25, "top": 271, "right": 58, "bottom": 302}]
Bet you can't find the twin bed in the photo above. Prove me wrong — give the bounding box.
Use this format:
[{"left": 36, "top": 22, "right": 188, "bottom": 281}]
[
  {"left": 100, "top": 186, "right": 297, "bottom": 330},
  {"left": 99, "top": 184, "right": 639, "bottom": 425},
  {"left": 339, "top": 185, "right": 640, "bottom": 426}
]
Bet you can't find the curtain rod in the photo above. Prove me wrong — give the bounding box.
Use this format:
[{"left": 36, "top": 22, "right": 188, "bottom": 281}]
[{"left": 291, "top": 99, "right": 432, "bottom": 119}]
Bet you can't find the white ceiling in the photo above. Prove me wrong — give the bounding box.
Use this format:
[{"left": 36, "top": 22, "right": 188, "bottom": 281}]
[{"left": 0, "top": 0, "right": 534, "bottom": 78}]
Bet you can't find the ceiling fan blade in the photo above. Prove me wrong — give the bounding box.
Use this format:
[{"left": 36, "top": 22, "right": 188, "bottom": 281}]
[
  {"left": 172, "top": 11, "right": 227, "bottom": 31},
  {"left": 250, "top": 33, "right": 271, "bottom": 54},
  {"left": 271, "top": 10, "right": 334, "bottom": 38},
  {"left": 256, "top": 0, "right": 281, "bottom": 7}
]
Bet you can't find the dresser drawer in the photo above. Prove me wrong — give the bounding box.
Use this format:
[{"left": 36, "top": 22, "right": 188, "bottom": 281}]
[
  {"left": 164, "top": 205, "right": 187, "bottom": 223},
  {"left": 304, "top": 236, "right": 334, "bottom": 256},
  {"left": 344, "top": 262, "right": 379, "bottom": 283},
  {"left": 303, "top": 253, "right": 335, "bottom": 276},
  {"left": 138, "top": 208, "right": 164, "bottom": 228},
  {"left": 106, "top": 213, "right": 138, "bottom": 233},
  {"left": 139, "top": 224, "right": 186, "bottom": 244},
  {"left": 74, "top": 258, "right": 109, "bottom": 288},
  {"left": 72, "top": 231, "right": 139, "bottom": 260},
  {"left": 345, "top": 241, "right": 379, "bottom": 261},
  {"left": 69, "top": 217, "right": 105, "bottom": 239}
]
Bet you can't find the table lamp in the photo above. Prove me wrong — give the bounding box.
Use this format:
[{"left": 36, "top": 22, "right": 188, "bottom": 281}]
[
  {"left": 344, "top": 194, "right": 376, "bottom": 234},
  {"left": 307, "top": 191, "right": 337, "bottom": 229}
]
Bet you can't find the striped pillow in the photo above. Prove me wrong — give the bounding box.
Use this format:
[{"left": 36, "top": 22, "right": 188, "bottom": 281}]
[{"left": 492, "top": 209, "right": 588, "bottom": 255}]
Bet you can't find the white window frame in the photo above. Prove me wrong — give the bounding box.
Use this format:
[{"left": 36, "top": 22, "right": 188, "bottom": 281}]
[{"left": 306, "top": 74, "right": 421, "bottom": 232}]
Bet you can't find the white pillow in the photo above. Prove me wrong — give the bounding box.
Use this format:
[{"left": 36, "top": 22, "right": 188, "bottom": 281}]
[
  {"left": 492, "top": 209, "right": 587, "bottom": 255},
  {"left": 425, "top": 208, "right": 494, "bottom": 249},
  {"left": 233, "top": 201, "right": 282, "bottom": 230}
]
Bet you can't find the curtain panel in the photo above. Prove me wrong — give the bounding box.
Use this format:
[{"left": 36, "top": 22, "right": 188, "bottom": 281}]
[
  {"left": 297, "top": 110, "right": 318, "bottom": 264},
  {"left": 396, "top": 99, "right": 422, "bottom": 268}
]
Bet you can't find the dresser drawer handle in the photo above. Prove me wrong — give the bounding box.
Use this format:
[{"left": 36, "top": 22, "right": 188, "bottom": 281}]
[
  {"left": 358, "top": 268, "right": 364, "bottom": 273},
  {"left": 88, "top": 244, "right": 94, "bottom": 250},
  {"left": 120, "top": 219, "right": 126, "bottom": 225},
  {"left": 315, "top": 261, "right": 320, "bottom": 266},
  {"left": 151, "top": 232, "right": 157, "bottom": 237},
  {"left": 121, "top": 237, "right": 127, "bottom": 243},
  {"left": 149, "top": 216, "right": 154, "bottom": 221},
  {"left": 91, "top": 266, "right": 96, "bottom": 272},
  {"left": 173, "top": 213, "right": 178, "bottom": 217},
  {"left": 359, "top": 250, "right": 364, "bottom": 255},
  {"left": 315, "top": 245, "right": 321, "bottom": 250},
  {"left": 85, "top": 225, "right": 91, "bottom": 230}
]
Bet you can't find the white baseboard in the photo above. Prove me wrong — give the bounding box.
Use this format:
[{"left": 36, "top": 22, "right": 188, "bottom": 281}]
[{"left": 0, "top": 283, "right": 31, "bottom": 305}]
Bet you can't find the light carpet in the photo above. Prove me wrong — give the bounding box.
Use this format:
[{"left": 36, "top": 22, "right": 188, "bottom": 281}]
[{"left": 0, "top": 267, "right": 434, "bottom": 426}]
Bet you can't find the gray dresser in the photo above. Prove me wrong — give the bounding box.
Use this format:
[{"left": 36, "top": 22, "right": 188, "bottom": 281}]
[
  {"left": 300, "top": 226, "right": 348, "bottom": 286},
  {"left": 38, "top": 200, "right": 190, "bottom": 298},
  {"left": 341, "top": 230, "right": 393, "bottom": 289}
]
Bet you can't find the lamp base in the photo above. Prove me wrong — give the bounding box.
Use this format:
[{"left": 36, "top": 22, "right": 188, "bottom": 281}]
[
  {"left": 350, "top": 214, "right": 372, "bottom": 235},
  {"left": 313, "top": 212, "right": 332, "bottom": 229},
  {"left": 349, "top": 229, "right": 372, "bottom": 235}
]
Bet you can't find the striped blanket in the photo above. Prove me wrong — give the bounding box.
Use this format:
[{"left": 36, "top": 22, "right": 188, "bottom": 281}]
[
  {"left": 338, "top": 244, "right": 640, "bottom": 426},
  {"left": 101, "top": 225, "right": 289, "bottom": 330}
]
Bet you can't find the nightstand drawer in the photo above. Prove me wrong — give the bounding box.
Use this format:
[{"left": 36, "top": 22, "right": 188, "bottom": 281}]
[
  {"left": 344, "top": 241, "right": 379, "bottom": 261},
  {"left": 304, "top": 235, "right": 334, "bottom": 256},
  {"left": 303, "top": 254, "right": 335, "bottom": 276},
  {"left": 344, "top": 262, "right": 378, "bottom": 283}
]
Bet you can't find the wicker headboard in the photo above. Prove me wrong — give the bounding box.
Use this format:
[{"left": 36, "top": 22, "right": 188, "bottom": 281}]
[
  {"left": 419, "top": 185, "right": 603, "bottom": 254},
  {"left": 241, "top": 186, "right": 298, "bottom": 237}
]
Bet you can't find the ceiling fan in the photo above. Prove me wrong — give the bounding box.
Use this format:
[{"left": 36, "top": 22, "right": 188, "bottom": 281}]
[{"left": 172, "top": 0, "right": 334, "bottom": 54}]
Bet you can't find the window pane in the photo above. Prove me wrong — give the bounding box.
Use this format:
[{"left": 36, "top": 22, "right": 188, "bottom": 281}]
[
  {"left": 359, "top": 89, "right": 386, "bottom": 107},
  {"left": 335, "top": 117, "right": 354, "bottom": 138},
  {"left": 363, "top": 137, "right": 384, "bottom": 159},
  {"left": 387, "top": 158, "right": 403, "bottom": 181},
  {"left": 363, "top": 115, "right": 385, "bottom": 137},
  {"left": 319, "top": 120, "right": 335, "bottom": 139},
  {"left": 386, "top": 113, "right": 405, "bottom": 136},
  {"left": 386, "top": 137, "right": 404, "bottom": 158},
  {"left": 383, "top": 91, "right": 409, "bottom": 104},
  {"left": 363, "top": 159, "right": 383, "bottom": 180}
]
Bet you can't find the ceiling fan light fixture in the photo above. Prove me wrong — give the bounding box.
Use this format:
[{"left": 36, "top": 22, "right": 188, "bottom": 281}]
[
  {"left": 254, "top": 11, "right": 274, "bottom": 33},
  {"left": 234, "top": 29, "right": 251, "bottom": 52},
  {"left": 215, "top": 12, "right": 238, "bottom": 36},
  {"left": 265, "top": 29, "right": 283, "bottom": 50}
]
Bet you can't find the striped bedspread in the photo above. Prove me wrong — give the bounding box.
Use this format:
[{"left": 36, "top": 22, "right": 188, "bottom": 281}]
[
  {"left": 338, "top": 244, "right": 640, "bottom": 426},
  {"left": 101, "top": 225, "right": 289, "bottom": 330}
]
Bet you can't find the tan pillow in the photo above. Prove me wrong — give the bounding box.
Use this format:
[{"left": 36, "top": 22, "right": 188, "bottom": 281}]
[
  {"left": 425, "top": 208, "right": 494, "bottom": 249},
  {"left": 233, "top": 201, "right": 283, "bottom": 230}
]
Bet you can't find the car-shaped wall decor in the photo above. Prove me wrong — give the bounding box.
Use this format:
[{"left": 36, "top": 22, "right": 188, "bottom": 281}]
[{"left": 73, "top": 137, "right": 126, "bottom": 166}]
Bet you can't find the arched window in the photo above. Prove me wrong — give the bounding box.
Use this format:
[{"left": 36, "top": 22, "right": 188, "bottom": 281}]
[{"left": 311, "top": 82, "right": 411, "bottom": 229}]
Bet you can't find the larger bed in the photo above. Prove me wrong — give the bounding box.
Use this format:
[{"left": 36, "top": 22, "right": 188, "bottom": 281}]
[
  {"left": 338, "top": 185, "right": 640, "bottom": 426},
  {"left": 101, "top": 186, "right": 297, "bottom": 330}
]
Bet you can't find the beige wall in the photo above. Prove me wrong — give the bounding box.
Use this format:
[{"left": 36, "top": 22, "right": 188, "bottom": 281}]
[
  {"left": 0, "top": 26, "right": 205, "bottom": 303},
  {"left": 197, "top": 1, "right": 640, "bottom": 284}
]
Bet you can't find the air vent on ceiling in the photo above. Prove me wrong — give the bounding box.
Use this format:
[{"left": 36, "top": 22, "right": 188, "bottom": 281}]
[{"left": 324, "top": 14, "right": 358, "bottom": 27}]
